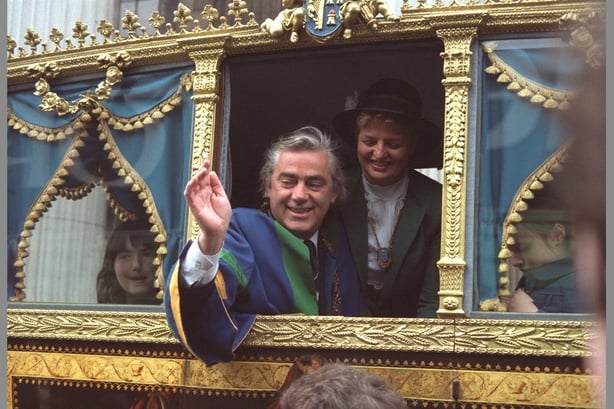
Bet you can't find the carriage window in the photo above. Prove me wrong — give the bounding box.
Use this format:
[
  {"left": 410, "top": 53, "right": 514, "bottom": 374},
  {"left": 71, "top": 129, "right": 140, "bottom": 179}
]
[
  {"left": 7, "top": 64, "right": 194, "bottom": 305},
  {"left": 473, "top": 37, "right": 591, "bottom": 316}
]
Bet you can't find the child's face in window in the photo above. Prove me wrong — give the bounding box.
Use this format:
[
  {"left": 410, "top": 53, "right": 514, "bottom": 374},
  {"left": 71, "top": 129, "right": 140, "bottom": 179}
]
[
  {"left": 114, "top": 235, "right": 157, "bottom": 302},
  {"left": 509, "top": 223, "right": 565, "bottom": 272}
]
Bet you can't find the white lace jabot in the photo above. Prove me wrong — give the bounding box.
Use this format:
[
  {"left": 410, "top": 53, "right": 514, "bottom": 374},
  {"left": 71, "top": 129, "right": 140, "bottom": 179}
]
[{"left": 362, "top": 172, "right": 409, "bottom": 290}]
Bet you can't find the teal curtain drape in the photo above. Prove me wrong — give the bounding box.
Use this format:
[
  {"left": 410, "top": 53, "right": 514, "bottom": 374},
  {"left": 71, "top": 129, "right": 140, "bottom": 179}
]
[{"left": 7, "top": 64, "right": 194, "bottom": 299}]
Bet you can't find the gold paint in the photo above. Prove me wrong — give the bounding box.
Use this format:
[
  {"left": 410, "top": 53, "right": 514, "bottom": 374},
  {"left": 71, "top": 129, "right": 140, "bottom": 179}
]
[
  {"left": 436, "top": 26, "right": 477, "bottom": 318},
  {"left": 6, "top": 349, "right": 603, "bottom": 407},
  {"left": 7, "top": 310, "right": 598, "bottom": 359},
  {"left": 6, "top": 1, "right": 606, "bottom": 407},
  {"left": 483, "top": 44, "right": 576, "bottom": 110}
]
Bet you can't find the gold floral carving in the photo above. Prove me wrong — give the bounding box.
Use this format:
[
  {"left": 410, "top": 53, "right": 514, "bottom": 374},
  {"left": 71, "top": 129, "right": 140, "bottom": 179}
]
[
  {"left": 6, "top": 1, "right": 607, "bottom": 407},
  {"left": 245, "top": 316, "right": 455, "bottom": 351},
  {"left": 176, "top": 40, "right": 226, "bottom": 241},
  {"left": 7, "top": 310, "right": 597, "bottom": 358},
  {"left": 7, "top": 350, "right": 602, "bottom": 407},
  {"left": 455, "top": 318, "right": 596, "bottom": 356},
  {"left": 455, "top": 370, "right": 602, "bottom": 408},
  {"left": 8, "top": 351, "right": 185, "bottom": 385},
  {"left": 436, "top": 27, "right": 477, "bottom": 318},
  {"left": 7, "top": 309, "right": 176, "bottom": 342}
]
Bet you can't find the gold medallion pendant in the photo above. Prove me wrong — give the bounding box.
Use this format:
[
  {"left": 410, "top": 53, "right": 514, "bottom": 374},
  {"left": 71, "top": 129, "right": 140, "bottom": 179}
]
[{"left": 376, "top": 247, "right": 392, "bottom": 270}]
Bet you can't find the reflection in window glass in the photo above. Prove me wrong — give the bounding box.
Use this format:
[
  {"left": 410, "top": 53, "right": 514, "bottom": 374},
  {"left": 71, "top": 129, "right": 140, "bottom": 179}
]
[{"left": 475, "top": 37, "right": 586, "bottom": 312}]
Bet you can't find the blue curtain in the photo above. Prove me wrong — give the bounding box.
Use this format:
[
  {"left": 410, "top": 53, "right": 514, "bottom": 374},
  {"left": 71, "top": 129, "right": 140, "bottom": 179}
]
[
  {"left": 7, "top": 64, "right": 194, "bottom": 298},
  {"left": 476, "top": 38, "right": 585, "bottom": 305}
]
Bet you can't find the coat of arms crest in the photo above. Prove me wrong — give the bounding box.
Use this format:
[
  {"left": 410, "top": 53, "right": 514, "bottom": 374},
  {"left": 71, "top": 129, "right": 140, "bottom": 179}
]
[{"left": 304, "top": 0, "right": 345, "bottom": 41}]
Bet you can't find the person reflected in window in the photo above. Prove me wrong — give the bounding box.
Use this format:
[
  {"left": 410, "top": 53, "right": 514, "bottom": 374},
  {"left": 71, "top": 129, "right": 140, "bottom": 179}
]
[
  {"left": 332, "top": 78, "right": 442, "bottom": 318},
  {"left": 164, "top": 126, "right": 368, "bottom": 366},
  {"left": 96, "top": 219, "right": 161, "bottom": 305},
  {"left": 505, "top": 181, "right": 584, "bottom": 313}
]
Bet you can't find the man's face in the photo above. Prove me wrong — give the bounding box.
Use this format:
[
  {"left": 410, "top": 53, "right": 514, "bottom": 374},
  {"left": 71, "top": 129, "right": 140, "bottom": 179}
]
[{"left": 266, "top": 149, "right": 339, "bottom": 240}]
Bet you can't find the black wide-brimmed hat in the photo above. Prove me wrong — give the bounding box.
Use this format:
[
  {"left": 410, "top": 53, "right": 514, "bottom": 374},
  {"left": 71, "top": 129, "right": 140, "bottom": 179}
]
[{"left": 332, "top": 78, "right": 443, "bottom": 169}]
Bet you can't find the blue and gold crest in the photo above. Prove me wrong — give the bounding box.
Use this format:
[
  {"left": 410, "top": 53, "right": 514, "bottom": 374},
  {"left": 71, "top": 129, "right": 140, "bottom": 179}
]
[{"left": 304, "top": 0, "right": 345, "bottom": 41}]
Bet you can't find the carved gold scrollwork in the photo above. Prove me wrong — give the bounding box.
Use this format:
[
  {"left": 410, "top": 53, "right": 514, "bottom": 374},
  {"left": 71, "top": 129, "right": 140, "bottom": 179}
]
[
  {"left": 559, "top": 10, "right": 605, "bottom": 70},
  {"left": 7, "top": 347, "right": 602, "bottom": 406},
  {"left": 176, "top": 38, "right": 226, "bottom": 241},
  {"left": 246, "top": 316, "right": 455, "bottom": 351},
  {"left": 6, "top": 309, "right": 597, "bottom": 358},
  {"left": 7, "top": 1, "right": 259, "bottom": 59},
  {"left": 6, "top": 1, "right": 608, "bottom": 407},
  {"left": 435, "top": 27, "right": 477, "bottom": 318},
  {"left": 27, "top": 50, "right": 132, "bottom": 119}
]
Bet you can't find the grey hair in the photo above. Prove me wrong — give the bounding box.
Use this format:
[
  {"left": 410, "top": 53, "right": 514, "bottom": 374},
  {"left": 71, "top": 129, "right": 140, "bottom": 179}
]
[
  {"left": 279, "top": 363, "right": 407, "bottom": 409},
  {"left": 259, "top": 126, "right": 346, "bottom": 200}
]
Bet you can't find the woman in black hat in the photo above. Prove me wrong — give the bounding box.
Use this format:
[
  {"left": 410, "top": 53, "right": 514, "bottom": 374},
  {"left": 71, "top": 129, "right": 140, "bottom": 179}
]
[{"left": 332, "top": 78, "right": 443, "bottom": 318}]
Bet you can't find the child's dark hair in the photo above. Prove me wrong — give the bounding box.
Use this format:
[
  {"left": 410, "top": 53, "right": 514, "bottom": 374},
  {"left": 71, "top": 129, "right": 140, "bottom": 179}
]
[{"left": 96, "top": 218, "right": 159, "bottom": 304}]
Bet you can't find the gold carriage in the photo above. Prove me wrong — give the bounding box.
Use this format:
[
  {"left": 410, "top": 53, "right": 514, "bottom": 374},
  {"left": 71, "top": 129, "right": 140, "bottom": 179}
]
[{"left": 7, "top": 0, "right": 605, "bottom": 407}]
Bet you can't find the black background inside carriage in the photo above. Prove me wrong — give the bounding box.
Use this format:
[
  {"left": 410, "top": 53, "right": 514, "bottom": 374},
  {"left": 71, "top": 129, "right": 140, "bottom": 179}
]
[{"left": 224, "top": 39, "right": 445, "bottom": 209}]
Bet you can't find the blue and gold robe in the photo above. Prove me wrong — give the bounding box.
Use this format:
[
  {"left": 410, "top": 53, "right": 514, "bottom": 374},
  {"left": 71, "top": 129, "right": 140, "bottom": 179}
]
[{"left": 165, "top": 208, "right": 368, "bottom": 365}]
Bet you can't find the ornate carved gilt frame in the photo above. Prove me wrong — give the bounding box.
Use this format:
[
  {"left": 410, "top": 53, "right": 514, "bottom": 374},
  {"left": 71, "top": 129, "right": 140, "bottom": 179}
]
[{"left": 7, "top": 1, "right": 605, "bottom": 407}]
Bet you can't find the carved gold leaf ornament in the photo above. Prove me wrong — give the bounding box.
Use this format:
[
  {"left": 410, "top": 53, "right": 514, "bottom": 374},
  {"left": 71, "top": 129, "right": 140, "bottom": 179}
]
[
  {"left": 6, "top": 351, "right": 603, "bottom": 407},
  {"left": 247, "top": 316, "right": 455, "bottom": 351},
  {"left": 24, "top": 27, "right": 42, "bottom": 53},
  {"left": 6, "top": 311, "right": 603, "bottom": 406},
  {"left": 560, "top": 10, "right": 605, "bottom": 70},
  {"left": 6, "top": 2, "right": 606, "bottom": 407},
  {"left": 6, "top": 310, "right": 596, "bottom": 358},
  {"left": 122, "top": 10, "right": 143, "bottom": 38},
  {"left": 434, "top": 27, "right": 476, "bottom": 318},
  {"left": 173, "top": 3, "right": 194, "bottom": 33},
  {"left": 72, "top": 20, "right": 91, "bottom": 47},
  {"left": 483, "top": 43, "right": 576, "bottom": 110},
  {"left": 201, "top": 5, "right": 220, "bottom": 29}
]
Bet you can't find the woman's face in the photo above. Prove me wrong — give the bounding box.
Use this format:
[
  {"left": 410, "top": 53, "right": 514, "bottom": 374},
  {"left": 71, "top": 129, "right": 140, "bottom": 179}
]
[
  {"left": 113, "top": 236, "right": 157, "bottom": 302},
  {"left": 356, "top": 117, "right": 413, "bottom": 186}
]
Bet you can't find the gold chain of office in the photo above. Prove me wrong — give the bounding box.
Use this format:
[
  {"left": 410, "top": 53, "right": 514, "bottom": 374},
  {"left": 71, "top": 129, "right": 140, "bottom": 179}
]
[{"left": 366, "top": 204, "right": 404, "bottom": 270}]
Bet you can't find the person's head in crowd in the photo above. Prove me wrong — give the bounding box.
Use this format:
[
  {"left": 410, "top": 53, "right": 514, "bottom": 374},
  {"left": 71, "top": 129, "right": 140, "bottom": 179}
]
[
  {"left": 279, "top": 362, "right": 407, "bottom": 409},
  {"left": 332, "top": 77, "right": 442, "bottom": 186},
  {"left": 258, "top": 126, "right": 345, "bottom": 240},
  {"left": 97, "top": 218, "right": 160, "bottom": 305}
]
